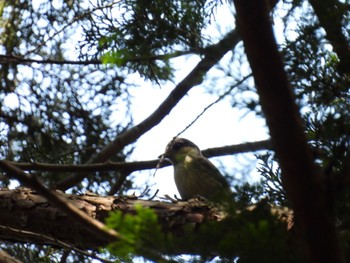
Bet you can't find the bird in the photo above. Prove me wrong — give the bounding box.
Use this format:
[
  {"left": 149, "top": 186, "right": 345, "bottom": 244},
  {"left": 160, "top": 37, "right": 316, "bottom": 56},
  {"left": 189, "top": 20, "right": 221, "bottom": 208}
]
[{"left": 159, "top": 137, "right": 233, "bottom": 202}]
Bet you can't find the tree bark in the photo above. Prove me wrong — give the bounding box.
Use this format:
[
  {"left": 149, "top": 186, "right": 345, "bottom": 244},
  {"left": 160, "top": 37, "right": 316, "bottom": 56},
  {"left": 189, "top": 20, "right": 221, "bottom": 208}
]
[
  {"left": 0, "top": 188, "right": 292, "bottom": 257},
  {"left": 0, "top": 188, "right": 226, "bottom": 250}
]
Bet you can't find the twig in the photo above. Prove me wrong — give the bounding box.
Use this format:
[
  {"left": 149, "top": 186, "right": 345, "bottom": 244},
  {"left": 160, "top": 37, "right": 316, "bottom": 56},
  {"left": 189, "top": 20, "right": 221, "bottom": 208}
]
[
  {"left": 0, "top": 225, "right": 114, "bottom": 263},
  {"left": 0, "top": 55, "right": 101, "bottom": 65},
  {"left": 0, "top": 51, "right": 193, "bottom": 66},
  {"left": 176, "top": 74, "right": 252, "bottom": 137},
  {"left": 108, "top": 171, "right": 131, "bottom": 195},
  {"left": 24, "top": 1, "right": 122, "bottom": 56}
]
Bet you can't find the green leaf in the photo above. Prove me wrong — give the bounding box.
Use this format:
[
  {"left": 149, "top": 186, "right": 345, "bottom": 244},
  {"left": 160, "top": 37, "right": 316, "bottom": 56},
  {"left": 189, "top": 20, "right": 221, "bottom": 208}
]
[{"left": 105, "top": 204, "right": 165, "bottom": 261}]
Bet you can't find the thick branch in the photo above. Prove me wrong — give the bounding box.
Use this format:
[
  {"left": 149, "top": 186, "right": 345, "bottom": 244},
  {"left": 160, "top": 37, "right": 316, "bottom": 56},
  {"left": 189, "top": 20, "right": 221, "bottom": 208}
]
[
  {"left": 233, "top": 0, "right": 343, "bottom": 262},
  {"left": 0, "top": 188, "right": 292, "bottom": 255},
  {"left": 0, "top": 161, "right": 119, "bottom": 244},
  {"left": 0, "top": 188, "right": 226, "bottom": 250},
  {"left": 53, "top": 29, "right": 241, "bottom": 191}
]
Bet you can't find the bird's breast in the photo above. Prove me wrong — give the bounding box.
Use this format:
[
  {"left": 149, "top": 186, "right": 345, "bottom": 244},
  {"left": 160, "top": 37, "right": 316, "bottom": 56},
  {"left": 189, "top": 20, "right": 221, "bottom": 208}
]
[{"left": 183, "top": 155, "right": 194, "bottom": 168}]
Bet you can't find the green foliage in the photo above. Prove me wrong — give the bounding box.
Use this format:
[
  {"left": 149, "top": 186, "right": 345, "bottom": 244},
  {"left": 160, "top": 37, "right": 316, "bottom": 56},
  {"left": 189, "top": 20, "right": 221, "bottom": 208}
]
[
  {"left": 104, "top": 201, "right": 302, "bottom": 263},
  {"left": 283, "top": 17, "right": 350, "bottom": 111},
  {"left": 169, "top": 201, "right": 302, "bottom": 263},
  {"left": 0, "top": 0, "right": 134, "bottom": 190},
  {"left": 82, "top": 0, "right": 208, "bottom": 82},
  {"left": 256, "top": 152, "right": 288, "bottom": 206},
  {"left": 106, "top": 204, "right": 165, "bottom": 262}
]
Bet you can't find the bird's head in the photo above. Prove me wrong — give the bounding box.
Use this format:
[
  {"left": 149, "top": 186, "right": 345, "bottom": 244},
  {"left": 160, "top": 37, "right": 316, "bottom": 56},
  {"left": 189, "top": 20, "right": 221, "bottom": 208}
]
[{"left": 160, "top": 138, "right": 201, "bottom": 165}]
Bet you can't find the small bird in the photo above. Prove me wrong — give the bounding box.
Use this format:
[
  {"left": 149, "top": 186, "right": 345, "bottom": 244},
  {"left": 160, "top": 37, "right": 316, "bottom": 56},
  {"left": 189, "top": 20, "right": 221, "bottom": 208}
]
[{"left": 160, "top": 138, "right": 232, "bottom": 202}]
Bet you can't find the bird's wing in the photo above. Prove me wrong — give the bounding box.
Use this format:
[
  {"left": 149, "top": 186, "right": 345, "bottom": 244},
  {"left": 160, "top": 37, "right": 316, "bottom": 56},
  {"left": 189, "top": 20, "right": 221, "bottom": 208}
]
[{"left": 196, "top": 155, "right": 231, "bottom": 189}]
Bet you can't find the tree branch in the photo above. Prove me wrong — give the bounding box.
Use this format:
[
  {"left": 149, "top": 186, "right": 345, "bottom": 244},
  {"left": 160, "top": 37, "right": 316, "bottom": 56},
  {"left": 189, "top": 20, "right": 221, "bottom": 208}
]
[
  {"left": 9, "top": 139, "right": 271, "bottom": 173},
  {"left": 0, "top": 188, "right": 226, "bottom": 250},
  {"left": 54, "top": 29, "right": 241, "bottom": 191},
  {"left": 0, "top": 226, "right": 113, "bottom": 263},
  {"left": 0, "top": 54, "right": 101, "bottom": 65},
  {"left": 0, "top": 250, "right": 22, "bottom": 263},
  {"left": 308, "top": 0, "right": 350, "bottom": 74},
  {"left": 233, "top": 0, "right": 343, "bottom": 262},
  {"left": 0, "top": 51, "right": 193, "bottom": 66},
  {"left": 0, "top": 161, "right": 120, "bottom": 244},
  {"left": 0, "top": 188, "right": 292, "bottom": 254}
]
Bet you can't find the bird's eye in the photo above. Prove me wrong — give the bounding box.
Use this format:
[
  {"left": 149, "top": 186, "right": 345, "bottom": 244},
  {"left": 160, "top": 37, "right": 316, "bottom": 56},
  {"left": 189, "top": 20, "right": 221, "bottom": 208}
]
[{"left": 172, "top": 142, "right": 182, "bottom": 151}]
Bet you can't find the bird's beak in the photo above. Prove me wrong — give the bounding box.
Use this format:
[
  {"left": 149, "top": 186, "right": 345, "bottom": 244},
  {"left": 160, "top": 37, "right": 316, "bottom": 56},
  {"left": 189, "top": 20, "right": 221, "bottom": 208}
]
[
  {"left": 153, "top": 153, "right": 166, "bottom": 177},
  {"left": 157, "top": 153, "right": 166, "bottom": 168}
]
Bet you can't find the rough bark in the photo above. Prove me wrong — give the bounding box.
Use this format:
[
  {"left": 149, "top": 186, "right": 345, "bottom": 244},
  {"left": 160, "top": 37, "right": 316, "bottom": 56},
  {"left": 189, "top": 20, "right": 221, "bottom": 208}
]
[
  {"left": 0, "top": 188, "right": 292, "bottom": 257},
  {"left": 0, "top": 188, "right": 226, "bottom": 250},
  {"left": 0, "top": 250, "right": 22, "bottom": 263}
]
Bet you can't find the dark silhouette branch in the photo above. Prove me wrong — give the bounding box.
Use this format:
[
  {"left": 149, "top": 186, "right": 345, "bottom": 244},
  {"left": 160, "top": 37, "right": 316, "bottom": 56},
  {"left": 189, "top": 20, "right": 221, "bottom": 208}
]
[
  {"left": 202, "top": 139, "right": 271, "bottom": 158},
  {"left": 0, "top": 51, "right": 193, "bottom": 66},
  {"left": 54, "top": 28, "right": 241, "bottom": 191},
  {"left": 0, "top": 54, "right": 101, "bottom": 65},
  {"left": 308, "top": 0, "right": 350, "bottom": 74},
  {"left": 108, "top": 171, "right": 131, "bottom": 196},
  {"left": 24, "top": 1, "right": 122, "bottom": 56},
  {"left": 233, "top": 0, "right": 343, "bottom": 262},
  {"left": 0, "top": 226, "right": 113, "bottom": 263},
  {"left": 175, "top": 74, "right": 252, "bottom": 137},
  {"left": 9, "top": 139, "right": 271, "bottom": 173},
  {"left": 0, "top": 160, "right": 120, "bottom": 244}
]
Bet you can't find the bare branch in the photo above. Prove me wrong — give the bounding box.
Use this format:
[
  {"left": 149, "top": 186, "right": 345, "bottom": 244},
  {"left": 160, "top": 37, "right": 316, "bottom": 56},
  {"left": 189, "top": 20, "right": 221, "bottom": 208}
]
[
  {"left": 0, "top": 226, "right": 113, "bottom": 263},
  {"left": 202, "top": 139, "right": 271, "bottom": 157},
  {"left": 0, "top": 51, "right": 193, "bottom": 66},
  {"left": 176, "top": 74, "right": 252, "bottom": 137},
  {"left": 108, "top": 171, "right": 131, "bottom": 195},
  {"left": 9, "top": 139, "right": 271, "bottom": 173},
  {"left": 0, "top": 54, "right": 101, "bottom": 65}
]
